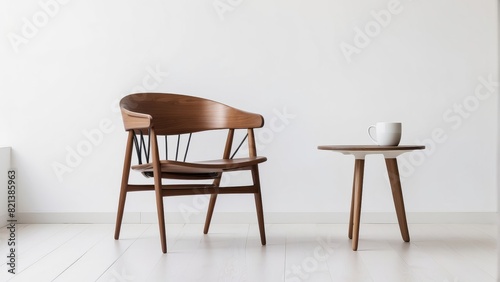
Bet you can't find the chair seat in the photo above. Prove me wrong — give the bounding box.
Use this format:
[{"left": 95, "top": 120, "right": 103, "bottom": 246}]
[{"left": 132, "top": 156, "right": 267, "bottom": 174}]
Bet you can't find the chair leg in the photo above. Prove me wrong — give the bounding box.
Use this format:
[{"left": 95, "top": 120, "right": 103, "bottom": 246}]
[
  {"left": 155, "top": 188, "right": 167, "bottom": 253},
  {"left": 115, "top": 132, "right": 133, "bottom": 240},
  {"left": 254, "top": 192, "right": 266, "bottom": 245},
  {"left": 251, "top": 166, "right": 266, "bottom": 245},
  {"left": 114, "top": 185, "right": 127, "bottom": 240},
  {"left": 203, "top": 194, "right": 218, "bottom": 234},
  {"left": 150, "top": 130, "right": 167, "bottom": 253}
]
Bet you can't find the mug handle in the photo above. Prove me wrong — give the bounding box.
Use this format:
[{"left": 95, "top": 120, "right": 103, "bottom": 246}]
[{"left": 367, "top": 125, "right": 377, "bottom": 144}]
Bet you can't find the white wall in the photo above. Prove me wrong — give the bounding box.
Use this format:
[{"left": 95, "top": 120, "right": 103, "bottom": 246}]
[{"left": 0, "top": 0, "right": 497, "bottom": 222}]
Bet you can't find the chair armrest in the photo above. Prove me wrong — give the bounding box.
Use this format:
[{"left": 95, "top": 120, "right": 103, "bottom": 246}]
[{"left": 121, "top": 108, "right": 152, "bottom": 130}]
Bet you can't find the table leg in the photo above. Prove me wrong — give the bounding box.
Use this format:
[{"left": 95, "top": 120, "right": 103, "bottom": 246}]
[
  {"left": 352, "top": 159, "right": 365, "bottom": 251},
  {"left": 385, "top": 158, "right": 410, "bottom": 242},
  {"left": 348, "top": 172, "right": 355, "bottom": 240}
]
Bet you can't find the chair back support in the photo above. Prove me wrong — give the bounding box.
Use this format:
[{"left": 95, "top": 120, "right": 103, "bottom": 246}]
[
  {"left": 120, "top": 93, "right": 262, "bottom": 165},
  {"left": 120, "top": 93, "right": 264, "bottom": 135}
]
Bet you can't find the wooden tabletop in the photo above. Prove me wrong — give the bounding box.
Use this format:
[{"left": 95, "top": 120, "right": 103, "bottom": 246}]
[
  {"left": 318, "top": 145, "right": 425, "bottom": 151},
  {"left": 318, "top": 145, "right": 425, "bottom": 159}
]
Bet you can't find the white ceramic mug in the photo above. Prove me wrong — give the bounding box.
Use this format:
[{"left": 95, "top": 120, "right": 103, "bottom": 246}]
[{"left": 367, "top": 122, "right": 402, "bottom": 146}]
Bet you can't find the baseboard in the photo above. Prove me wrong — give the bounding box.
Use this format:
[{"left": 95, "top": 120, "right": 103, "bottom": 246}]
[
  {"left": 0, "top": 214, "right": 9, "bottom": 227},
  {"left": 0, "top": 147, "right": 11, "bottom": 228},
  {"left": 13, "top": 212, "right": 498, "bottom": 225}
]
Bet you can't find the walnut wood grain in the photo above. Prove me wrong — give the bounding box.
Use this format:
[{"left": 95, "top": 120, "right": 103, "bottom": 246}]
[
  {"left": 120, "top": 93, "right": 264, "bottom": 135},
  {"left": 115, "top": 93, "right": 268, "bottom": 253},
  {"left": 319, "top": 144, "right": 425, "bottom": 251},
  {"left": 318, "top": 145, "right": 425, "bottom": 151}
]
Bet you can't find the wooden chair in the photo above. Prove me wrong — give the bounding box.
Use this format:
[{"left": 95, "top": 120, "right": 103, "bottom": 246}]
[{"left": 114, "top": 93, "right": 267, "bottom": 253}]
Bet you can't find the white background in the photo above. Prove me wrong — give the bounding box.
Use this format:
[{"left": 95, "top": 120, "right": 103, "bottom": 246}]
[{"left": 0, "top": 0, "right": 497, "bottom": 219}]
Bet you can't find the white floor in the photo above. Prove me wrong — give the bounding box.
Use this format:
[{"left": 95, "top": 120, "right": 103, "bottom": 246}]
[{"left": 0, "top": 223, "right": 496, "bottom": 282}]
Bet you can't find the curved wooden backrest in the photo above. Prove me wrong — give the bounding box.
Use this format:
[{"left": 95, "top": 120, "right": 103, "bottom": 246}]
[{"left": 120, "top": 93, "right": 264, "bottom": 135}]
